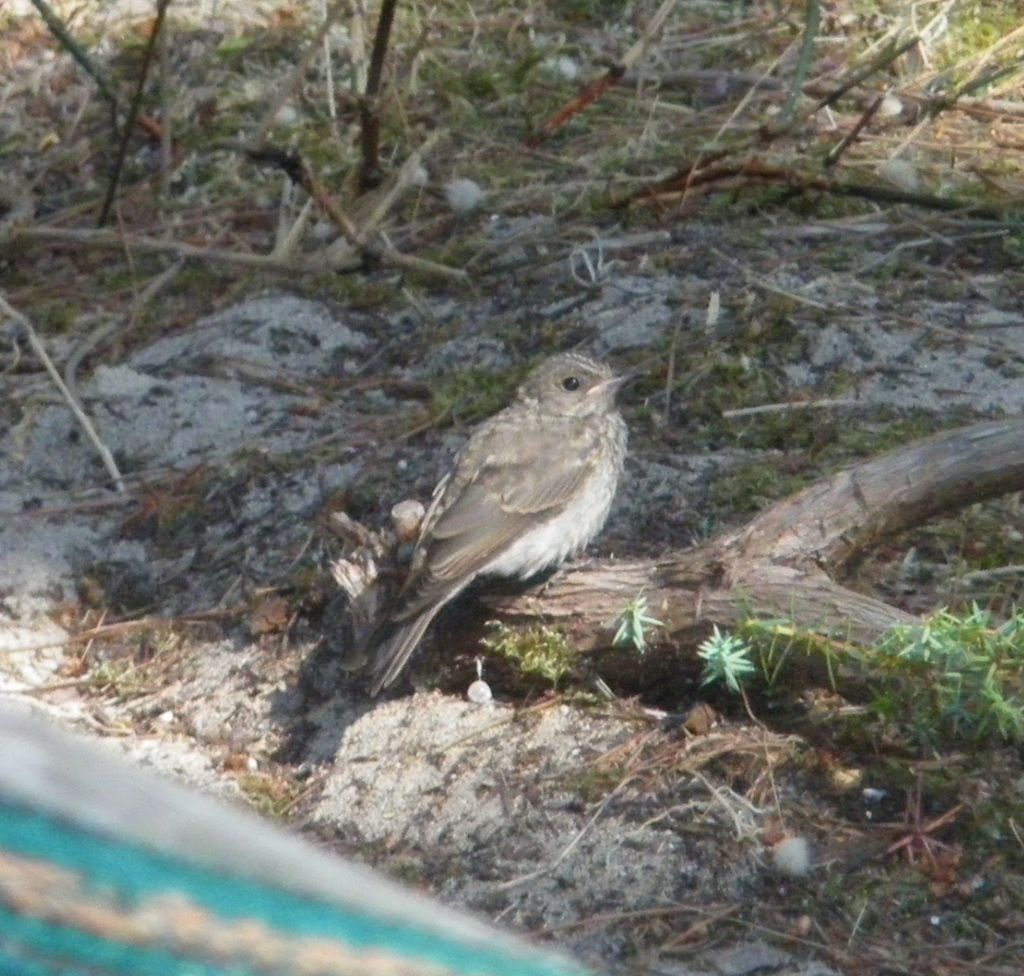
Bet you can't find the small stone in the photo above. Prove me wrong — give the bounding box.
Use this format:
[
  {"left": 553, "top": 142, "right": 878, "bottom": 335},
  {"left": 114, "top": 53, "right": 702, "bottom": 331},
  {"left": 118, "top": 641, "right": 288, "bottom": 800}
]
[
  {"left": 391, "top": 500, "right": 425, "bottom": 543},
  {"left": 877, "top": 94, "right": 904, "bottom": 118},
  {"left": 444, "top": 178, "right": 485, "bottom": 214},
  {"left": 275, "top": 104, "right": 300, "bottom": 127},
  {"left": 877, "top": 158, "right": 919, "bottom": 192},
  {"left": 770, "top": 836, "right": 811, "bottom": 877},
  {"left": 543, "top": 55, "right": 579, "bottom": 81},
  {"left": 467, "top": 679, "right": 492, "bottom": 704}
]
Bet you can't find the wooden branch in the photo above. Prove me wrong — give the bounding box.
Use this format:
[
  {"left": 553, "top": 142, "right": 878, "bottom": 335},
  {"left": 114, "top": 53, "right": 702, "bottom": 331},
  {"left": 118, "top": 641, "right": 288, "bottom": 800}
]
[
  {"left": 11, "top": 203, "right": 466, "bottom": 283},
  {"left": 243, "top": 143, "right": 468, "bottom": 282},
  {"left": 527, "top": 0, "right": 679, "bottom": 147},
  {"left": 621, "top": 156, "right": 1018, "bottom": 220},
  {"left": 10, "top": 225, "right": 316, "bottom": 271},
  {"left": 779, "top": 0, "right": 820, "bottom": 124},
  {"left": 97, "top": 0, "right": 172, "bottom": 226},
  {"left": 812, "top": 35, "right": 921, "bottom": 113},
  {"left": 0, "top": 295, "right": 125, "bottom": 493},
  {"left": 480, "top": 418, "right": 1024, "bottom": 652},
  {"left": 358, "top": 0, "right": 400, "bottom": 190},
  {"left": 484, "top": 549, "right": 915, "bottom": 650},
  {"left": 731, "top": 418, "right": 1024, "bottom": 570},
  {"left": 527, "top": 66, "right": 624, "bottom": 149},
  {"left": 28, "top": 0, "right": 121, "bottom": 109}
]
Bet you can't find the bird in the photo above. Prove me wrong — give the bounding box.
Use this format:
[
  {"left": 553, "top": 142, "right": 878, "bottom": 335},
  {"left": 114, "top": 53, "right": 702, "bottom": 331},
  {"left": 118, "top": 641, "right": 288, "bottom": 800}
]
[{"left": 369, "top": 351, "right": 629, "bottom": 695}]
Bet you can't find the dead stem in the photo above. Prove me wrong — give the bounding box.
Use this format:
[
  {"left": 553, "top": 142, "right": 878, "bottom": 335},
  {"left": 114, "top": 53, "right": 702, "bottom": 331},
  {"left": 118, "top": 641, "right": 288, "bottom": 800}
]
[{"left": 0, "top": 294, "right": 125, "bottom": 493}]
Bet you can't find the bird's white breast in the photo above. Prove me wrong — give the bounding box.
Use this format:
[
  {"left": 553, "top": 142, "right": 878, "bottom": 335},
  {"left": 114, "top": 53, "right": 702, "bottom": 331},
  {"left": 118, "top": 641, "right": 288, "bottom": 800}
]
[{"left": 482, "top": 450, "right": 621, "bottom": 580}]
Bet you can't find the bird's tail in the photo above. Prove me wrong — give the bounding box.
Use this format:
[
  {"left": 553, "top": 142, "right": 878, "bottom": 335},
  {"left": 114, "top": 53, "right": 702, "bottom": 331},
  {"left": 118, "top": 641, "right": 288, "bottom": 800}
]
[{"left": 368, "top": 607, "right": 441, "bottom": 696}]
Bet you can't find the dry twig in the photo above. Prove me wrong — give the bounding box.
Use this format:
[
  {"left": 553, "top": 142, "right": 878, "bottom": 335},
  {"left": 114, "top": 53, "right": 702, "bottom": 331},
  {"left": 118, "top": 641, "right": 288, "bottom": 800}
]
[
  {"left": 722, "top": 398, "right": 858, "bottom": 419},
  {"left": 97, "top": 0, "right": 172, "bottom": 226},
  {"left": 358, "top": 0, "right": 400, "bottom": 190},
  {"left": 0, "top": 294, "right": 125, "bottom": 494},
  {"left": 528, "top": 0, "right": 680, "bottom": 146}
]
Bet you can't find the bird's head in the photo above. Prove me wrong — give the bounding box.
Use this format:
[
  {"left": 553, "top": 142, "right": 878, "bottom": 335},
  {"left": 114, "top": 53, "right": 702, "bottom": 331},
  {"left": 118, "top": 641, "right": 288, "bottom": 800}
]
[{"left": 517, "top": 352, "right": 628, "bottom": 418}]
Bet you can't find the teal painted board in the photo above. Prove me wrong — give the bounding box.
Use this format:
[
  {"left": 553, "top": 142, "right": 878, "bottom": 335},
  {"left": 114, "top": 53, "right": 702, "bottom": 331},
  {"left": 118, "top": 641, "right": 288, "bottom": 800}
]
[{"left": 0, "top": 707, "right": 595, "bottom": 976}]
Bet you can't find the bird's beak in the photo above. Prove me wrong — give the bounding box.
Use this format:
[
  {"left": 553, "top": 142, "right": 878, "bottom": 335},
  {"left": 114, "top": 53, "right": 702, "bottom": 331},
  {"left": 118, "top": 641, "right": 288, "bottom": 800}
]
[{"left": 589, "top": 372, "right": 634, "bottom": 399}]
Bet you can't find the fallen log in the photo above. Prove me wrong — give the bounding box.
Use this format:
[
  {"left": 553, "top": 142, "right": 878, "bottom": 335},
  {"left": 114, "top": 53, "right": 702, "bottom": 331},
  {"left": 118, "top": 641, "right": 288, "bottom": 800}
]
[{"left": 486, "top": 418, "right": 1024, "bottom": 649}]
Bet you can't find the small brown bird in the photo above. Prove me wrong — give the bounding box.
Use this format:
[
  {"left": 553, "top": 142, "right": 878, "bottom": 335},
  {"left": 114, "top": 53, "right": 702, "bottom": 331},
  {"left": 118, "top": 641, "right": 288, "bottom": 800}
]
[{"left": 370, "top": 352, "right": 629, "bottom": 694}]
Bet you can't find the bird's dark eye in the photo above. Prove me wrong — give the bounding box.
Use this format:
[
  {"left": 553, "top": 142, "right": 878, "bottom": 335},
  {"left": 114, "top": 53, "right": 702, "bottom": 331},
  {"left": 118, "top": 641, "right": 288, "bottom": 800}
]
[{"left": 562, "top": 375, "right": 581, "bottom": 392}]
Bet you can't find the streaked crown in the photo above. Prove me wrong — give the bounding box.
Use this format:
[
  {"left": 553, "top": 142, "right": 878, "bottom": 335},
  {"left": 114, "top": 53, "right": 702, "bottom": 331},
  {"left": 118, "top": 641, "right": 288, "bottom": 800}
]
[{"left": 516, "top": 352, "right": 625, "bottom": 418}]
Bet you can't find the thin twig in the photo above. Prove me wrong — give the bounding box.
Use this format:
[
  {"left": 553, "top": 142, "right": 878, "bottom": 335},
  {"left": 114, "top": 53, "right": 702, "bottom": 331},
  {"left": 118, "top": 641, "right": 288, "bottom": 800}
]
[
  {"left": 723, "top": 398, "right": 858, "bottom": 418},
  {"left": 663, "top": 315, "right": 683, "bottom": 429},
  {"left": 250, "top": 0, "right": 351, "bottom": 147},
  {"left": 857, "top": 229, "right": 1009, "bottom": 274},
  {"left": 243, "top": 143, "right": 467, "bottom": 281},
  {"left": 63, "top": 259, "right": 184, "bottom": 400},
  {"left": 928, "top": 46, "right": 1024, "bottom": 118},
  {"left": 710, "top": 244, "right": 832, "bottom": 310},
  {"left": 824, "top": 91, "right": 885, "bottom": 168},
  {"left": 64, "top": 317, "right": 120, "bottom": 405},
  {"left": 28, "top": 0, "right": 120, "bottom": 108},
  {"left": 350, "top": 0, "right": 369, "bottom": 94},
  {"left": 528, "top": 0, "right": 679, "bottom": 146},
  {"left": 357, "top": 131, "right": 440, "bottom": 237},
  {"left": 495, "top": 776, "right": 634, "bottom": 890},
  {"left": 958, "top": 565, "right": 1024, "bottom": 586},
  {"left": 534, "top": 902, "right": 733, "bottom": 938},
  {"left": 5, "top": 606, "right": 250, "bottom": 656},
  {"left": 158, "top": 13, "right": 174, "bottom": 192},
  {"left": 625, "top": 156, "right": 1017, "bottom": 220},
  {"left": 274, "top": 196, "right": 316, "bottom": 260},
  {"left": 639, "top": 41, "right": 797, "bottom": 211},
  {"left": 358, "top": 0, "right": 400, "bottom": 190},
  {"left": 0, "top": 295, "right": 125, "bottom": 493},
  {"left": 319, "top": 0, "right": 339, "bottom": 130},
  {"left": 528, "top": 66, "right": 625, "bottom": 148},
  {"left": 813, "top": 35, "right": 921, "bottom": 113},
  {"left": 780, "top": 0, "right": 820, "bottom": 124},
  {"left": 97, "top": 0, "right": 172, "bottom": 226},
  {"left": 20, "top": 217, "right": 466, "bottom": 281},
  {"left": 15, "top": 224, "right": 315, "bottom": 271}
]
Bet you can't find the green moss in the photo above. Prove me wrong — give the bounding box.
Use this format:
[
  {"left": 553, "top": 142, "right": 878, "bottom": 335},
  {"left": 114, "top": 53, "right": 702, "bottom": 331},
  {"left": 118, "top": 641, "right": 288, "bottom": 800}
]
[
  {"left": 820, "top": 413, "right": 950, "bottom": 462},
  {"left": 709, "top": 460, "right": 809, "bottom": 517},
  {"left": 482, "top": 622, "right": 575, "bottom": 687},
  {"left": 94, "top": 266, "right": 146, "bottom": 292},
  {"left": 86, "top": 658, "right": 149, "bottom": 698},
  {"left": 549, "top": 0, "right": 630, "bottom": 26},
  {"left": 33, "top": 301, "right": 79, "bottom": 334},
  {"left": 83, "top": 632, "right": 185, "bottom": 701},
  {"left": 561, "top": 766, "right": 625, "bottom": 803},
  {"left": 939, "top": 1, "right": 1022, "bottom": 71},
  {"left": 237, "top": 770, "right": 306, "bottom": 820},
  {"left": 431, "top": 365, "right": 521, "bottom": 426},
  {"left": 706, "top": 411, "right": 959, "bottom": 519},
  {"left": 166, "top": 262, "right": 229, "bottom": 296},
  {"left": 315, "top": 275, "right": 400, "bottom": 311},
  {"left": 426, "top": 54, "right": 530, "bottom": 115},
  {"left": 459, "top": 67, "right": 504, "bottom": 101},
  {"left": 384, "top": 857, "right": 429, "bottom": 885}
]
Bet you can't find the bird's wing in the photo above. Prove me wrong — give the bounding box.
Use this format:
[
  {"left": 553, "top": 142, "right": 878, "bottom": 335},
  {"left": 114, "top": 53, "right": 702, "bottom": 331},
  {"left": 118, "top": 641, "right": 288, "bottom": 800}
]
[{"left": 393, "top": 419, "right": 600, "bottom": 617}]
